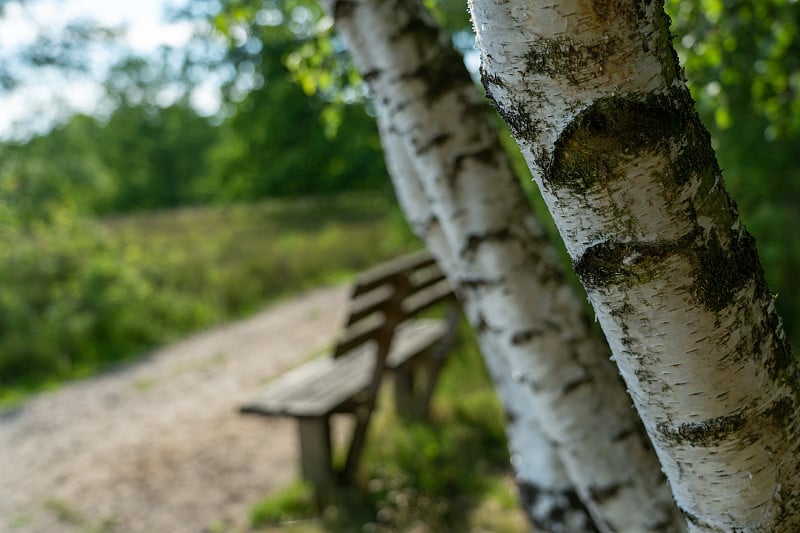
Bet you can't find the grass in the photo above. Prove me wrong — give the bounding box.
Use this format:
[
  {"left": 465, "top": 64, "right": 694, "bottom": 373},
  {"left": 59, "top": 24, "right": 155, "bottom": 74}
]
[
  {"left": 42, "top": 499, "right": 116, "bottom": 533},
  {"left": 248, "top": 324, "right": 529, "bottom": 532}
]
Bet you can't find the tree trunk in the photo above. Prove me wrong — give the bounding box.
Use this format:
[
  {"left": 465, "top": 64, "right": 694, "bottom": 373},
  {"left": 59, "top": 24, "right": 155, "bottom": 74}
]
[
  {"left": 381, "top": 121, "right": 597, "bottom": 531},
  {"left": 325, "top": 0, "right": 684, "bottom": 530},
  {"left": 468, "top": 0, "right": 800, "bottom": 530}
]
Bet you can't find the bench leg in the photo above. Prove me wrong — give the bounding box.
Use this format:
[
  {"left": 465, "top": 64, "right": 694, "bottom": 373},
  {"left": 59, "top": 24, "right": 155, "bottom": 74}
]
[
  {"left": 297, "top": 417, "right": 333, "bottom": 491},
  {"left": 419, "top": 356, "right": 446, "bottom": 417},
  {"left": 394, "top": 367, "right": 419, "bottom": 418},
  {"left": 396, "top": 356, "right": 448, "bottom": 420}
]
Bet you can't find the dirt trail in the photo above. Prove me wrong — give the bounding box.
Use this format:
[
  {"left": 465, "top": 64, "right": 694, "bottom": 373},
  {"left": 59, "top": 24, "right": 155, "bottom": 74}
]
[{"left": 0, "top": 285, "right": 349, "bottom": 533}]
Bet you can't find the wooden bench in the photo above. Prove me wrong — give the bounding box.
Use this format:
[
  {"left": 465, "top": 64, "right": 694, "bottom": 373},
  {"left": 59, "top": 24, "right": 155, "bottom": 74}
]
[{"left": 240, "top": 250, "right": 459, "bottom": 491}]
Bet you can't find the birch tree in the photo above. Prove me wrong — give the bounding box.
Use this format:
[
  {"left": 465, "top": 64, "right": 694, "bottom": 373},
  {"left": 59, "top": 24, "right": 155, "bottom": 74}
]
[
  {"left": 324, "top": 0, "right": 684, "bottom": 529},
  {"left": 468, "top": 0, "right": 800, "bottom": 530},
  {"left": 382, "top": 123, "right": 597, "bottom": 530}
]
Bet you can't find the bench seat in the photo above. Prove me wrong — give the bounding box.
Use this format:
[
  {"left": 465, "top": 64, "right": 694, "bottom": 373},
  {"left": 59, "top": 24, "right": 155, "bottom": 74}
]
[{"left": 240, "top": 318, "right": 447, "bottom": 418}]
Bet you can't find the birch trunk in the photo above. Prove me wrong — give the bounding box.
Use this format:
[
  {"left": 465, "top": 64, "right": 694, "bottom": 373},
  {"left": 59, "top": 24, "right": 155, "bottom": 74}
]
[
  {"left": 468, "top": 0, "right": 800, "bottom": 530},
  {"left": 381, "top": 122, "right": 597, "bottom": 531},
  {"left": 325, "top": 0, "right": 685, "bottom": 530}
]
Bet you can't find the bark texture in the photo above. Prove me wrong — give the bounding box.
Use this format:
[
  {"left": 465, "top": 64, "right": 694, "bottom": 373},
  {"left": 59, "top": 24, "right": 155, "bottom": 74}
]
[
  {"left": 325, "top": 0, "right": 685, "bottom": 530},
  {"left": 382, "top": 122, "right": 597, "bottom": 532},
  {"left": 468, "top": 0, "right": 800, "bottom": 531}
]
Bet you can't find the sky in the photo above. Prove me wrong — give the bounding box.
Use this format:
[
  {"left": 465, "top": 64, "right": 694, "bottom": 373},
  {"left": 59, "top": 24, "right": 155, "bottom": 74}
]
[{"left": 0, "top": 0, "right": 213, "bottom": 139}]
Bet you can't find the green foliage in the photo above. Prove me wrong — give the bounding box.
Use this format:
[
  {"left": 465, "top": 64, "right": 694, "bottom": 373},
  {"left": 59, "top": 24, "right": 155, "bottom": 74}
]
[
  {"left": 667, "top": 0, "right": 800, "bottom": 137},
  {"left": 42, "top": 498, "right": 117, "bottom": 532},
  {"left": 0, "top": 196, "right": 418, "bottom": 404},
  {"left": 249, "top": 326, "right": 527, "bottom": 532},
  {"left": 0, "top": 115, "right": 118, "bottom": 217},
  {"left": 250, "top": 480, "right": 317, "bottom": 527},
  {"left": 194, "top": 0, "right": 389, "bottom": 200},
  {"left": 0, "top": 205, "right": 217, "bottom": 395},
  {"left": 0, "top": 101, "right": 220, "bottom": 215},
  {"left": 99, "top": 101, "right": 221, "bottom": 210},
  {"left": 199, "top": 71, "right": 388, "bottom": 200}
]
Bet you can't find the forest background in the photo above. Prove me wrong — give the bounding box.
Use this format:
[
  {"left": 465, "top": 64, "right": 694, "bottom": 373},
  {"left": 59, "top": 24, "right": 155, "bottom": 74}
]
[{"left": 2, "top": 0, "right": 799, "bottom": 409}]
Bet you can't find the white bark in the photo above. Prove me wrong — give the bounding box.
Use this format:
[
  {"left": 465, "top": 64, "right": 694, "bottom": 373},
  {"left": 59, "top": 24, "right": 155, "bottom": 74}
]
[
  {"left": 382, "top": 122, "right": 595, "bottom": 530},
  {"left": 325, "top": 0, "right": 684, "bottom": 530},
  {"left": 468, "top": 0, "right": 800, "bottom": 530}
]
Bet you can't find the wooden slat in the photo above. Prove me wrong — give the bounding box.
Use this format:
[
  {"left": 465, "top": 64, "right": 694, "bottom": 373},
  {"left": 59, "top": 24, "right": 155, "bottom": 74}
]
[
  {"left": 350, "top": 250, "right": 435, "bottom": 297},
  {"left": 386, "top": 319, "right": 448, "bottom": 369},
  {"left": 402, "top": 279, "right": 455, "bottom": 318},
  {"left": 240, "top": 347, "right": 375, "bottom": 417},
  {"left": 344, "top": 284, "right": 393, "bottom": 326},
  {"left": 334, "top": 312, "right": 384, "bottom": 357},
  {"left": 239, "top": 319, "right": 449, "bottom": 419},
  {"left": 408, "top": 263, "right": 446, "bottom": 292}
]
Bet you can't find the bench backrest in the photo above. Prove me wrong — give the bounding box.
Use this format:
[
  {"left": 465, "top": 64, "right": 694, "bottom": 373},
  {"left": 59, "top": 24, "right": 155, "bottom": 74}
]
[{"left": 332, "top": 250, "right": 454, "bottom": 358}]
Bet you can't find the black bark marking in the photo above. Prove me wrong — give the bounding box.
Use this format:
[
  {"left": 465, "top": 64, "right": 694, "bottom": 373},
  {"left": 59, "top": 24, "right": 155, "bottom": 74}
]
[
  {"left": 764, "top": 326, "right": 795, "bottom": 382},
  {"left": 331, "top": 0, "right": 357, "bottom": 20},
  {"left": 479, "top": 66, "right": 503, "bottom": 92},
  {"left": 392, "top": 2, "right": 439, "bottom": 43},
  {"left": 416, "top": 133, "right": 451, "bottom": 154},
  {"left": 473, "top": 312, "right": 501, "bottom": 336},
  {"left": 447, "top": 147, "right": 498, "bottom": 184},
  {"left": 460, "top": 277, "right": 505, "bottom": 290},
  {"left": 395, "top": 53, "right": 472, "bottom": 102},
  {"left": 764, "top": 396, "right": 797, "bottom": 428},
  {"left": 545, "top": 89, "right": 700, "bottom": 193},
  {"left": 591, "top": 0, "right": 646, "bottom": 25},
  {"left": 679, "top": 506, "right": 716, "bottom": 530},
  {"left": 656, "top": 411, "right": 746, "bottom": 446},
  {"left": 573, "top": 234, "right": 692, "bottom": 289},
  {"left": 562, "top": 375, "right": 593, "bottom": 395},
  {"left": 511, "top": 329, "right": 537, "bottom": 345},
  {"left": 693, "top": 229, "right": 763, "bottom": 313},
  {"left": 497, "top": 103, "right": 537, "bottom": 142},
  {"left": 479, "top": 66, "right": 545, "bottom": 144},
  {"left": 517, "top": 481, "right": 598, "bottom": 532},
  {"left": 611, "top": 425, "right": 637, "bottom": 442},
  {"left": 453, "top": 146, "right": 496, "bottom": 169},
  {"left": 669, "top": 113, "right": 719, "bottom": 188},
  {"left": 588, "top": 482, "right": 624, "bottom": 504},
  {"left": 574, "top": 223, "right": 767, "bottom": 314},
  {"left": 524, "top": 36, "right": 620, "bottom": 85},
  {"left": 362, "top": 68, "right": 383, "bottom": 83},
  {"left": 462, "top": 228, "right": 513, "bottom": 256}
]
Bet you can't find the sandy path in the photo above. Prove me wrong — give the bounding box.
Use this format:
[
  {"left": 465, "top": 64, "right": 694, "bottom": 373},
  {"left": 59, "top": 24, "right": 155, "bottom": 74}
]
[{"left": 0, "top": 285, "right": 350, "bottom": 533}]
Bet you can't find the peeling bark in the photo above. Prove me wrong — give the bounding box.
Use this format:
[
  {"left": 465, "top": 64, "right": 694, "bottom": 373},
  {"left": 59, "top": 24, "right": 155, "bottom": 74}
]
[
  {"left": 324, "top": 0, "right": 685, "bottom": 530},
  {"left": 469, "top": 0, "right": 800, "bottom": 530}
]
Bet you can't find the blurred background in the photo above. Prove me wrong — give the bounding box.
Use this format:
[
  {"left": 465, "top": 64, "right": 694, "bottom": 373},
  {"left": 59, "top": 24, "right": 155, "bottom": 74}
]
[{"left": 1, "top": 0, "right": 798, "bottom": 529}]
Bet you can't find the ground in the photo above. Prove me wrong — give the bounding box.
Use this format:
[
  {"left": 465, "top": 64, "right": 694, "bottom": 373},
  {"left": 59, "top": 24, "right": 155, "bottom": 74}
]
[{"left": 0, "top": 285, "right": 349, "bottom": 533}]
